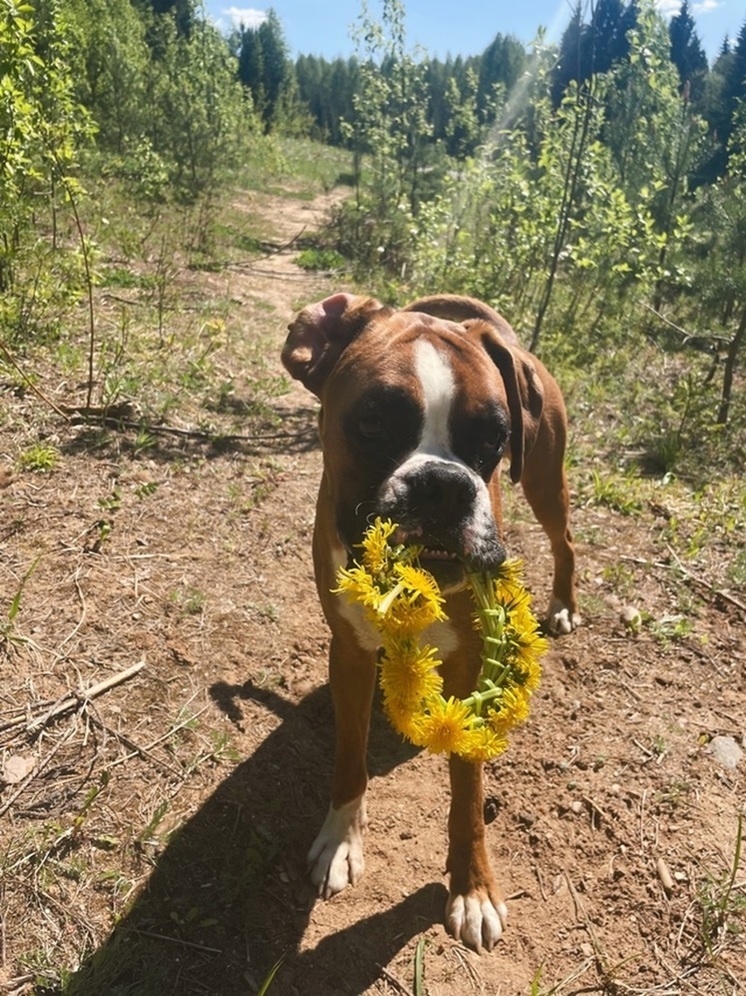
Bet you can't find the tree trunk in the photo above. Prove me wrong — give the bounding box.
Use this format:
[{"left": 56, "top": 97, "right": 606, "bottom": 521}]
[{"left": 716, "top": 305, "right": 746, "bottom": 425}]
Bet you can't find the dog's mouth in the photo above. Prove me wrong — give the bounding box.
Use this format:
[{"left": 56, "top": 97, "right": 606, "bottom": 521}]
[
  {"left": 397, "top": 529, "right": 507, "bottom": 592},
  {"left": 418, "top": 552, "right": 466, "bottom": 593},
  {"left": 397, "top": 532, "right": 469, "bottom": 592}
]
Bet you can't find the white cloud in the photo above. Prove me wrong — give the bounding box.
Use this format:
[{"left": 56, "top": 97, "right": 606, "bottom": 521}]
[
  {"left": 654, "top": 0, "right": 682, "bottom": 17},
  {"left": 655, "top": 0, "right": 722, "bottom": 16},
  {"left": 223, "top": 7, "right": 268, "bottom": 31}
]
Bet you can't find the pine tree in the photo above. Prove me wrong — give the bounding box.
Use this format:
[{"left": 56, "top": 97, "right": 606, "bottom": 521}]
[
  {"left": 726, "top": 19, "right": 746, "bottom": 115},
  {"left": 477, "top": 33, "right": 525, "bottom": 120},
  {"left": 552, "top": 5, "right": 584, "bottom": 106},
  {"left": 669, "top": 0, "right": 708, "bottom": 101},
  {"left": 258, "top": 11, "right": 289, "bottom": 129},
  {"left": 551, "top": 0, "right": 638, "bottom": 103},
  {"left": 237, "top": 11, "right": 290, "bottom": 131},
  {"left": 133, "top": 0, "right": 195, "bottom": 38}
]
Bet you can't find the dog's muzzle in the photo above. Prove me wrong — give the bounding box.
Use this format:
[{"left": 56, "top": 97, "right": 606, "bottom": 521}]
[{"left": 377, "top": 459, "right": 505, "bottom": 588}]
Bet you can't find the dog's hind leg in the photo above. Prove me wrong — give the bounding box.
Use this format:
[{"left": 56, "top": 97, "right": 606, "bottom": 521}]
[
  {"left": 308, "top": 635, "right": 376, "bottom": 898},
  {"left": 519, "top": 420, "right": 581, "bottom": 634}
]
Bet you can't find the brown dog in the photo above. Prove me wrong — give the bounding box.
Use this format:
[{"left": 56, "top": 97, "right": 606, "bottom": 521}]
[{"left": 282, "top": 293, "right": 580, "bottom": 951}]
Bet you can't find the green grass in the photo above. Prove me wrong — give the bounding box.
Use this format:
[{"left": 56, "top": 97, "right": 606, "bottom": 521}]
[{"left": 16, "top": 442, "right": 60, "bottom": 473}]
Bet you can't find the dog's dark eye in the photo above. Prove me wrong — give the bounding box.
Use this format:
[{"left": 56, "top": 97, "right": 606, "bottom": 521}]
[
  {"left": 357, "top": 415, "right": 386, "bottom": 440},
  {"left": 474, "top": 440, "right": 505, "bottom": 476},
  {"left": 345, "top": 386, "right": 421, "bottom": 461},
  {"left": 484, "top": 433, "right": 507, "bottom": 459},
  {"left": 456, "top": 410, "right": 509, "bottom": 479}
]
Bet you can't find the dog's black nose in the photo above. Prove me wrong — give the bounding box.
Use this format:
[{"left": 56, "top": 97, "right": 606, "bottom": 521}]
[{"left": 407, "top": 463, "right": 476, "bottom": 521}]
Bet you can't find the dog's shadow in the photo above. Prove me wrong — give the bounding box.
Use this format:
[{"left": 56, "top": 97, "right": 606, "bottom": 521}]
[{"left": 68, "top": 681, "right": 444, "bottom": 995}]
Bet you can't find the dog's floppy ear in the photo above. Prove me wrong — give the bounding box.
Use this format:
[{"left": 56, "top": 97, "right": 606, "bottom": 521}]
[
  {"left": 469, "top": 322, "right": 545, "bottom": 484},
  {"left": 282, "top": 293, "right": 388, "bottom": 397}
]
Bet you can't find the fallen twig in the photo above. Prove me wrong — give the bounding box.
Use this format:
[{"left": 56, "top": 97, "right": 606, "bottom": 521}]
[
  {"left": 127, "top": 927, "right": 222, "bottom": 955},
  {"left": 0, "top": 340, "right": 70, "bottom": 421},
  {"left": 0, "top": 716, "right": 81, "bottom": 817},
  {"left": 65, "top": 410, "right": 316, "bottom": 444},
  {"left": 88, "top": 714, "right": 182, "bottom": 777},
  {"left": 665, "top": 544, "right": 746, "bottom": 612},
  {"left": 620, "top": 552, "right": 745, "bottom": 612},
  {"left": 27, "top": 661, "right": 145, "bottom": 733},
  {"left": 376, "top": 964, "right": 416, "bottom": 996}
]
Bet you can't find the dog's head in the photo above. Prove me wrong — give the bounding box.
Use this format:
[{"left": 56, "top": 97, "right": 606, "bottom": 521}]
[{"left": 282, "top": 293, "right": 545, "bottom": 589}]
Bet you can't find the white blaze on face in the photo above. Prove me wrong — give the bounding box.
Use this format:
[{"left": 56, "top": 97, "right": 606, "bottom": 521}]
[
  {"left": 378, "top": 335, "right": 501, "bottom": 570},
  {"left": 414, "top": 339, "right": 455, "bottom": 455}
]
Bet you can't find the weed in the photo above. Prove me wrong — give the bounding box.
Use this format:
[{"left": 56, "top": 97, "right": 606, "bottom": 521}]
[
  {"left": 19, "top": 947, "right": 69, "bottom": 992},
  {"left": 257, "top": 956, "right": 284, "bottom": 995},
  {"left": 1, "top": 555, "right": 40, "bottom": 643},
  {"left": 90, "top": 518, "right": 112, "bottom": 551},
  {"left": 206, "top": 729, "right": 240, "bottom": 764},
  {"left": 413, "top": 936, "right": 426, "bottom": 995},
  {"left": 100, "top": 267, "right": 156, "bottom": 290},
  {"left": 584, "top": 470, "right": 643, "bottom": 515},
  {"left": 17, "top": 442, "right": 60, "bottom": 472},
  {"left": 97, "top": 488, "right": 122, "bottom": 511},
  {"left": 134, "top": 480, "right": 159, "bottom": 499},
  {"left": 652, "top": 734, "right": 668, "bottom": 758},
  {"left": 132, "top": 428, "right": 157, "bottom": 455},
  {"left": 647, "top": 613, "right": 694, "bottom": 644},
  {"left": 697, "top": 815, "right": 745, "bottom": 958},
  {"left": 136, "top": 800, "right": 169, "bottom": 849},
  {"left": 657, "top": 780, "right": 693, "bottom": 812},
  {"left": 248, "top": 602, "right": 280, "bottom": 624},
  {"left": 296, "top": 246, "right": 347, "bottom": 272},
  {"left": 601, "top": 561, "right": 637, "bottom": 598},
  {"left": 171, "top": 586, "right": 206, "bottom": 617},
  {"left": 729, "top": 550, "right": 746, "bottom": 587}
]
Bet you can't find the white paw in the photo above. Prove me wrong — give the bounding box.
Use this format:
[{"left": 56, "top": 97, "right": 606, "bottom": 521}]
[
  {"left": 307, "top": 796, "right": 368, "bottom": 899},
  {"left": 445, "top": 891, "right": 508, "bottom": 952},
  {"left": 547, "top": 596, "right": 582, "bottom": 635}
]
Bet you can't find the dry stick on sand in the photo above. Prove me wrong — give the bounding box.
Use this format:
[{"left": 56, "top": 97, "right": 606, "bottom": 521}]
[
  {"left": 0, "top": 661, "right": 146, "bottom": 737},
  {"left": 0, "top": 663, "right": 148, "bottom": 816},
  {"left": 0, "top": 717, "right": 82, "bottom": 818},
  {"left": 25, "top": 660, "right": 146, "bottom": 733},
  {"left": 65, "top": 410, "right": 316, "bottom": 444}
]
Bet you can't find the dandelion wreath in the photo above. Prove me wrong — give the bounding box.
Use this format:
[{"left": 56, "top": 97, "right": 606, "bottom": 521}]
[{"left": 335, "top": 518, "right": 548, "bottom": 763}]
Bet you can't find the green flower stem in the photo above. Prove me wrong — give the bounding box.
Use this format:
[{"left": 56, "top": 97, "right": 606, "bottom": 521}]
[
  {"left": 462, "top": 682, "right": 505, "bottom": 715},
  {"left": 376, "top": 580, "right": 406, "bottom": 617}
]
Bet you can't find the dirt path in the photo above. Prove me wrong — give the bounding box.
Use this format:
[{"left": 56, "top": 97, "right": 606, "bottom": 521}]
[{"left": 0, "top": 187, "right": 744, "bottom": 996}]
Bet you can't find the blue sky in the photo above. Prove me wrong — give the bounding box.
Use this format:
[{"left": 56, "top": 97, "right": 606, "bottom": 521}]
[{"left": 206, "top": 1, "right": 741, "bottom": 64}]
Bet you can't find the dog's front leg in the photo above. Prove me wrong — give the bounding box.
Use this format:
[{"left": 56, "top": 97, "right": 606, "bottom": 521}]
[
  {"left": 445, "top": 756, "right": 508, "bottom": 952},
  {"left": 308, "top": 634, "right": 376, "bottom": 899}
]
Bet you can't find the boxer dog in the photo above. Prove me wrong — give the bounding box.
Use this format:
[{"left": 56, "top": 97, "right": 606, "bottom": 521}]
[{"left": 281, "top": 293, "right": 580, "bottom": 952}]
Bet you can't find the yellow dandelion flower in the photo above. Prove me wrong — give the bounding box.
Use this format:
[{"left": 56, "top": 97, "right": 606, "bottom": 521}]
[
  {"left": 488, "top": 687, "right": 531, "bottom": 737},
  {"left": 385, "top": 563, "right": 446, "bottom": 631},
  {"left": 379, "top": 644, "right": 443, "bottom": 711},
  {"left": 516, "top": 632, "right": 547, "bottom": 669},
  {"left": 384, "top": 698, "right": 427, "bottom": 743},
  {"left": 520, "top": 654, "right": 543, "bottom": 692},
  {"left": 504, "top": 591, "right": 534, "bottom": 626},
  {"left": 460, "top": 725, "right": 509, "bottom": 763},
  {"left": 417, "top": 696, "right": 474, "bottom": 756},
  {"left": 493, "top": 557, "right": 527, "bottom": 603},
  {"left": 360, "top": 517, "right": 398, "bottom": 575},
  {"left": 334, "top": 564, "right": 376, "bottom": 602}
]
